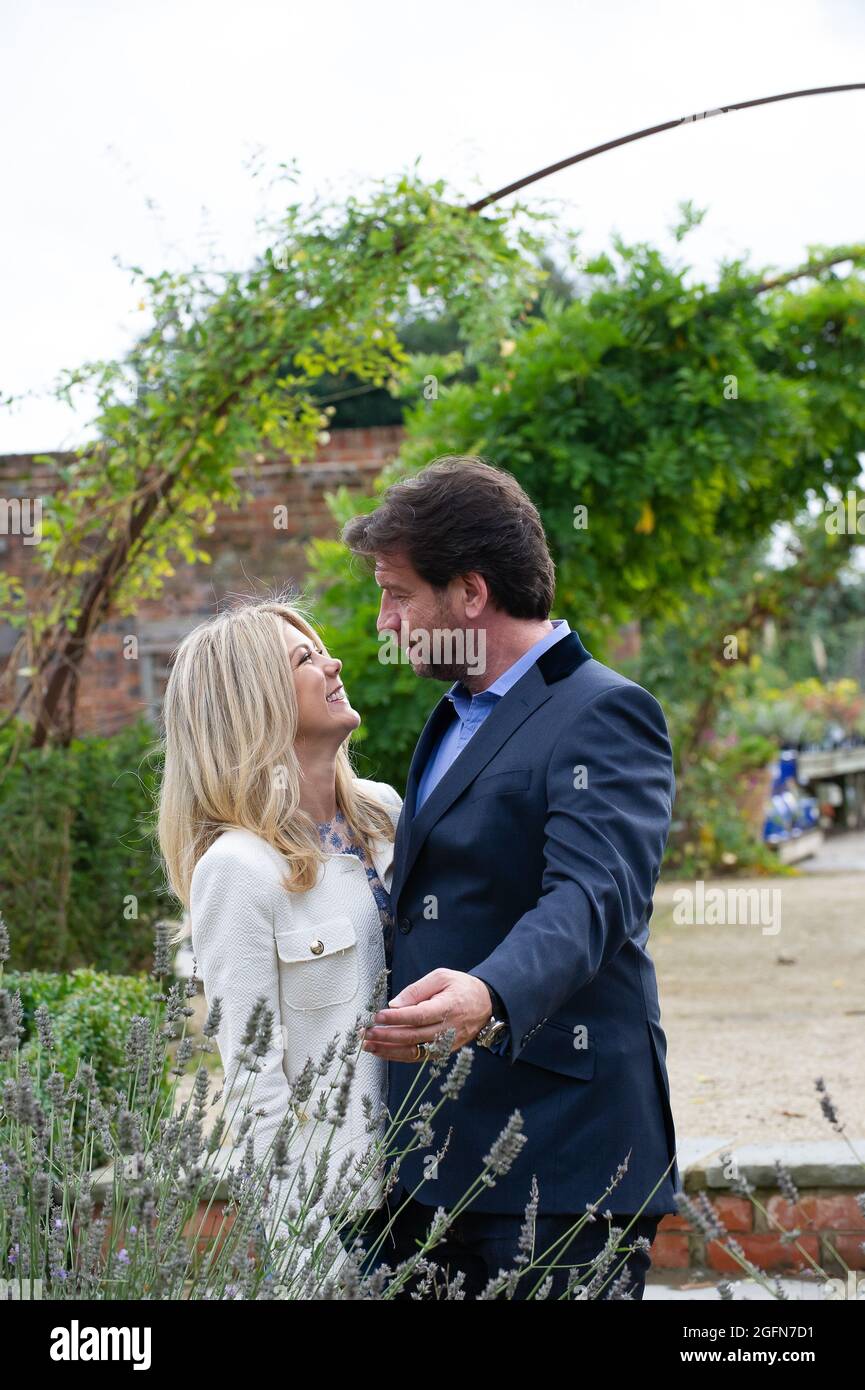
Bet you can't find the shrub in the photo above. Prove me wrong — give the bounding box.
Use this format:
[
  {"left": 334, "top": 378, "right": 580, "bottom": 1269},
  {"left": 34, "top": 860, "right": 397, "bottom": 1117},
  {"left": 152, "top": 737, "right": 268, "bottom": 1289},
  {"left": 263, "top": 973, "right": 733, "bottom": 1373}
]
[
  {"left": 0, "top": 719, "right": 173, "bottom": 971},
  {"left": 665, "top": 733, "right": 783, "bottom": 878}
]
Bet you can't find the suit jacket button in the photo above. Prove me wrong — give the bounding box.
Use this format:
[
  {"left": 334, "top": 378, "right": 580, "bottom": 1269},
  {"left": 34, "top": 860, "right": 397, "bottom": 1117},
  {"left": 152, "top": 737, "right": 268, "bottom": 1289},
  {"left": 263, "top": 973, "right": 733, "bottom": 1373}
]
[{"left": 399, "top": 917, "right": 412, "bottom": 934}]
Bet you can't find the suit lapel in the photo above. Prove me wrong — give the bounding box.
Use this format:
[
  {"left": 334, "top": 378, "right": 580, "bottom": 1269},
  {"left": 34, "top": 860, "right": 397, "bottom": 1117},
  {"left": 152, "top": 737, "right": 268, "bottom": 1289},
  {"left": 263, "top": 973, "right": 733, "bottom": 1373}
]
[
  {"left": 391, "top": 692, "right": 456, "bottom": 896},
  {"left": 390, "top": 630, "right": 593, "bottom": 909}
]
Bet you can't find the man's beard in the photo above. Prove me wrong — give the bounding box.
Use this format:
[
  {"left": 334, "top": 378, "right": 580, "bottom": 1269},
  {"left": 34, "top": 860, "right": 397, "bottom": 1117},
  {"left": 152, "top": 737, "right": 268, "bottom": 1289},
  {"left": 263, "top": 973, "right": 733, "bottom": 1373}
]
[
  {"left": 413, "top": 653, "right": 471, "bottom": 683},
  {"left": 406, "top": 607, "right": 484, "bottom": 684},
  {"left": 408, "top": 636, "right": 469, "bottom": 683}
]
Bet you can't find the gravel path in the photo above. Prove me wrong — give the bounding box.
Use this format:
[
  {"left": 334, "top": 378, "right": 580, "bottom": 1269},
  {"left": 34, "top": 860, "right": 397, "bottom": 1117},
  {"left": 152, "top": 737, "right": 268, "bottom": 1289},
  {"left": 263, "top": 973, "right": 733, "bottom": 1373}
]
[{"left": 651, "top": 862, "right": 864, "bottom": 1145}]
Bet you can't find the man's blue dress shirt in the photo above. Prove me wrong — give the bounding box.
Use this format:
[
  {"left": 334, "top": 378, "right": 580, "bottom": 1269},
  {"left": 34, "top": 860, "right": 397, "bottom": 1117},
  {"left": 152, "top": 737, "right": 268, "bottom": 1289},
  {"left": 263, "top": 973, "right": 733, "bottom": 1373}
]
[
  {"left": 416, "top": 618, "right": 571, "bottom": 810},
  {"left": 414, "top": 618, "right": 572, "bottom": 1055}
]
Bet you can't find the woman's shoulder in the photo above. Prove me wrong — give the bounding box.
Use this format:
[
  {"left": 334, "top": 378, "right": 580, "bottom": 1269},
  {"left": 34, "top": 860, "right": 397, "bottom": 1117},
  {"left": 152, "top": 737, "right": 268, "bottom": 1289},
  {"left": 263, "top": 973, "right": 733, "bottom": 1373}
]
[
  {"left": 190, "top": 827, "right": 287, "bottom": 896},
  {"left": 354, "top": 778, "right": 403, "bottom": 820}
]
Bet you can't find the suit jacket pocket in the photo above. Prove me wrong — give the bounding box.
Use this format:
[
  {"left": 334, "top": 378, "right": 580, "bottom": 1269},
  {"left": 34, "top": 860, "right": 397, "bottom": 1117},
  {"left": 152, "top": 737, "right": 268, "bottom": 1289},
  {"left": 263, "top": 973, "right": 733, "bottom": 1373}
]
[
  {"left": 515, "top": 1019, "right": 596, "bottom": 1081},
  {"left": 469, "top": 768, "right": 532, "bottom": 799},
  {"left": 275, "top": 914, "right": 359, "bottom": 1011}
]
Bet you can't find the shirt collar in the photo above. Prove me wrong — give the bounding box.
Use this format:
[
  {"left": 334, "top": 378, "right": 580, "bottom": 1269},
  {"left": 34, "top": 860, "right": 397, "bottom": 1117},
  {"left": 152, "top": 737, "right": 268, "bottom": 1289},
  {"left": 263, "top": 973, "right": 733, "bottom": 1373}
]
[{"left": 447, "top": 618, "right": 571, "bottom": 717}]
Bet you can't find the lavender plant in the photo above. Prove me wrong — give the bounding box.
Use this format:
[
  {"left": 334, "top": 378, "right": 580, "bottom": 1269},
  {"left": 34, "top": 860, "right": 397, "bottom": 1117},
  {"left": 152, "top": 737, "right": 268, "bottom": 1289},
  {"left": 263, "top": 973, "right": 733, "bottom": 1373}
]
[{"left": 1, "top": 910, "right": 656, "bottom": 1300}]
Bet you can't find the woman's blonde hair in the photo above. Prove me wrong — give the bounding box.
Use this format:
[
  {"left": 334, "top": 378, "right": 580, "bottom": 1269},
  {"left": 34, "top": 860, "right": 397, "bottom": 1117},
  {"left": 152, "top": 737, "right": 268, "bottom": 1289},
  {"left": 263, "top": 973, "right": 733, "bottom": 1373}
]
[{"left": 157, "top": 594, "right": 394, "bottom": 921}]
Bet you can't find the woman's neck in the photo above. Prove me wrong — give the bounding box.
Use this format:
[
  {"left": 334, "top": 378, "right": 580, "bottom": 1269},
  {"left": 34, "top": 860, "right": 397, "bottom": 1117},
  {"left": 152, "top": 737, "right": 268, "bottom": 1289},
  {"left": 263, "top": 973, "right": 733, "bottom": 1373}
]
[{"left": 295, "top": 741, "right": 339, "bottom": 823}]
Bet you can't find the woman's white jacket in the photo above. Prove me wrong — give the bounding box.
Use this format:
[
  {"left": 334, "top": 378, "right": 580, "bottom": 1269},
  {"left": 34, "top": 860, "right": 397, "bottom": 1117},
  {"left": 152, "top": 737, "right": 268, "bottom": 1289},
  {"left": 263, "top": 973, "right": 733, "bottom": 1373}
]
[{"left": 189, "top": 778, "right": 402, "bottom": 1264}]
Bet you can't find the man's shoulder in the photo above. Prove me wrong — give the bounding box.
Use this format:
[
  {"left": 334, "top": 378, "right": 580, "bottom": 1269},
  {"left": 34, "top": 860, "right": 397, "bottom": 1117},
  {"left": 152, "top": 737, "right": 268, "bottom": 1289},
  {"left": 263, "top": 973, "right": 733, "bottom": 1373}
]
[
  {"left": 532, "top": 630, "right": 642, "bottom": 704},
  {"left": 552, "top": 652, "right": 650, "bottom": 704},
  {"left": 540, "top": 656, "right": 670, "bottom": 748}
]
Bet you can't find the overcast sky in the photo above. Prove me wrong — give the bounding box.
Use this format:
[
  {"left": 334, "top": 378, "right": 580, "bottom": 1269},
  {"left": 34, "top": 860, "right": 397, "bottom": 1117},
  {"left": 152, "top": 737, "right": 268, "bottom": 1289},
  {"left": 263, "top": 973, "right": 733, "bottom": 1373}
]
[{"left": 2, "top": 0, "right": 864, "bottom": 452}]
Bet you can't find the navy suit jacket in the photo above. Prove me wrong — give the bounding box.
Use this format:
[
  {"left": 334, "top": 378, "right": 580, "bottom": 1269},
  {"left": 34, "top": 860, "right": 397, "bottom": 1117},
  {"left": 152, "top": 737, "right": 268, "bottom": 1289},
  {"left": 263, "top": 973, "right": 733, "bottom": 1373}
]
[{"left": 385, "top": 629, "right": 680, "bottom": 1217}]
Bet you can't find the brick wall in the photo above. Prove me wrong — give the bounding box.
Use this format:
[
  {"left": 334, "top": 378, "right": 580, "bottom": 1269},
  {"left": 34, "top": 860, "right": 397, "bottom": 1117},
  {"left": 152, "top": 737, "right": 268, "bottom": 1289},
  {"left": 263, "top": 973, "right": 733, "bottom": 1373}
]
[
  {"left": 655, "top": 1193, "right": 865, "bottom": 1275},
  {"left": 0, "top": 426, "right": 403, "bottom": 736}
]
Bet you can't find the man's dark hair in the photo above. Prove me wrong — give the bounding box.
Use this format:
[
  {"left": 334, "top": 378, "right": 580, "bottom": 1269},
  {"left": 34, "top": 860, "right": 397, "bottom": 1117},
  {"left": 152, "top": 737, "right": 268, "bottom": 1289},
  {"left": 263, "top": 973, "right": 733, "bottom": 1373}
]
[{"left": 341, "top": 456, "right": 555, "bottom": 620}]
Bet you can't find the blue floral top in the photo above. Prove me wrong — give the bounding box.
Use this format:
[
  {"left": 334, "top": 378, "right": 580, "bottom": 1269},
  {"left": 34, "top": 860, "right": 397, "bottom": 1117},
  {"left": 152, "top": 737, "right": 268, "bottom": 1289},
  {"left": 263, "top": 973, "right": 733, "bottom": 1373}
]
[{"left": 316, "top": 810, "right": 395, "bottom": 961}]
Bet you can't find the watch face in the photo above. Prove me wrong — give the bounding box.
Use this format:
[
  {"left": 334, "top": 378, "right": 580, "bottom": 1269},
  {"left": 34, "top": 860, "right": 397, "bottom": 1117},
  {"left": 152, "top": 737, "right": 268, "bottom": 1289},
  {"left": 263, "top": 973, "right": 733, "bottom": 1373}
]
[{"left": 480, "top": 1020, "right": 506, "bottom": 1047}]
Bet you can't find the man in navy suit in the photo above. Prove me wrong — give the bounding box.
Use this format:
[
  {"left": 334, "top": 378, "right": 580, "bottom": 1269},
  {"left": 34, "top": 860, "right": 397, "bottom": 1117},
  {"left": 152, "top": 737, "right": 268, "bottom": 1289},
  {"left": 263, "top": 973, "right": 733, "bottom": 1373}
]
[{"left": 343, "top": 456, "right": 679, "bottom": 1300}]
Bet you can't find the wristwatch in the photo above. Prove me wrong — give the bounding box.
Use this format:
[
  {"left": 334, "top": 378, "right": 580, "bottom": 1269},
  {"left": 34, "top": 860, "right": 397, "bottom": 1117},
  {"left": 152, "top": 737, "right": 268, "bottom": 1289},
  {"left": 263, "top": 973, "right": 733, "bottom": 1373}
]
[
  {"left": 475, "top": 981, "right": 509, "bottom": 1051},
  {"left": 476, "top": 1016, "right": 509, "bottom": 1050}
]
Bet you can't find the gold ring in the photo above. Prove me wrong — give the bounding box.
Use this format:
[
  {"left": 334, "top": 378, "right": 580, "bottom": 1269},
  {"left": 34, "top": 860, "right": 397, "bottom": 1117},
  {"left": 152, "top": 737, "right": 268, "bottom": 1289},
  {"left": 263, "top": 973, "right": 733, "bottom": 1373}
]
[{"left": 413, "top": 1043, "right": 423, "bottom": 1062}]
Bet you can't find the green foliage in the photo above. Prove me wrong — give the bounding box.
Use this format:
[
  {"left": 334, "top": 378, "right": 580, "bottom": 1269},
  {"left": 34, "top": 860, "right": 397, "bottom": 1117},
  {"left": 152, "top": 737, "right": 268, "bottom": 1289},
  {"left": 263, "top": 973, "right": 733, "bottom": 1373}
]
[
  {"left": 9, "top": 967, "right": 161, "bottom": 1082},
  {"left": 663, "top": 744, "right": 782, "bottom": 880},
  {"left": 307, "top": 232, "right": 865, "bottom": 800},
  {"left": 395, "top": 237, "right": 865, "bottom": 648},
  {"left": 0, "top": 719, "right": 170, "bottom": 971},
  {"left": 305, "top": 313, "right": 477, "bottom": 429},
  {"left": 725, "top": 676, "right": 865, "bottom": 746},
  {"left": 631, "top": 496, "right": 865, "bottom": 873},
  {"left": 634, "top": 495, "right": 865, "bottom": 752},
  {"left": 9, "top": 170, "right": 549, "bottom": 625},
  {"left": 1, "top": 168, "right": 548, "bottom": 745},
  {"left": 304, "top": 251, "right": 580, "bottom": 429}
]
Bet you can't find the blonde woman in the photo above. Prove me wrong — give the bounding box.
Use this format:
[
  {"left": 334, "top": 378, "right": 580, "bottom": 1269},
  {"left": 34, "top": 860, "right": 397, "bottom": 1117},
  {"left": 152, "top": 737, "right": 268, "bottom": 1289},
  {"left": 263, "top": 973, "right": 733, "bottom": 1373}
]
[{"left": 157, "top": 596, "right": 402, "bottom": 1270}]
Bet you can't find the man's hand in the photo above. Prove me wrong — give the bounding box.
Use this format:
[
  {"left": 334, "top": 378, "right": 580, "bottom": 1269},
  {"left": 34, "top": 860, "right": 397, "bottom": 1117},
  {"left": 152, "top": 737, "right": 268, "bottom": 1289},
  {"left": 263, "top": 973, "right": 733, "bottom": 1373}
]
[{"left": 362, "top": 969, "right": 493, "bottom": 1063}]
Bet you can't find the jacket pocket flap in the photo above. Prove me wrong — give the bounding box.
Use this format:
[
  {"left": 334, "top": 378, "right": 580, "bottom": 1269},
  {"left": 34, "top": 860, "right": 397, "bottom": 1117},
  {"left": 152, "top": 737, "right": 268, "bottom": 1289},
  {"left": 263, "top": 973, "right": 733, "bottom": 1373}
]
[
  {"left": 515, "top": 1020, "right": 596, "bottom": 1081},
  {"left": 275, "top": 914, "right": 357, "bottom": 963},
  {"left": 471, "top": 768, "right": 531, "bottom": 798}
]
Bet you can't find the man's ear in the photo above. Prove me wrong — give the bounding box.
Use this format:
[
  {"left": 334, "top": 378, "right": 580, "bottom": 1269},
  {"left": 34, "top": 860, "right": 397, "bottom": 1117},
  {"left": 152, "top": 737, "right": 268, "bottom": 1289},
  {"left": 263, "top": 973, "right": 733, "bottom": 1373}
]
[{"left": 459, "top": 570, "right": 489, "bottom": 619}]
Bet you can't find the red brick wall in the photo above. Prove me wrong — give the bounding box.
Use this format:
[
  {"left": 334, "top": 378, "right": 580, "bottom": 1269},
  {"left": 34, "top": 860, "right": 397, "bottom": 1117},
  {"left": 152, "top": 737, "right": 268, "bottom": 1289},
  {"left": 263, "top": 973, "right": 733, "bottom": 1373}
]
[
  {"left": 655, "top": 1192, "right": 865, "bottom": 1275},
  {"left": 0, "top": 426, "right": 403, "bottom": 736}
]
